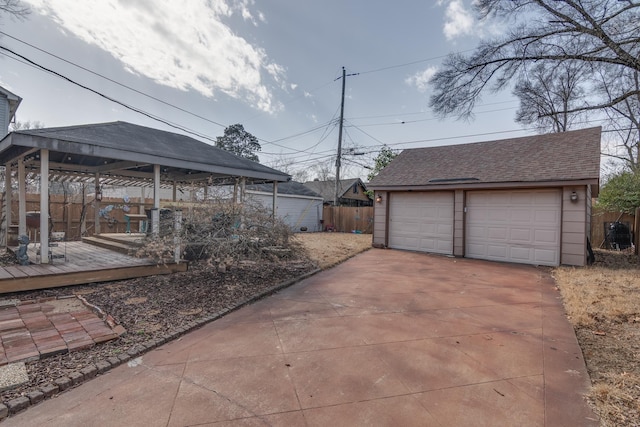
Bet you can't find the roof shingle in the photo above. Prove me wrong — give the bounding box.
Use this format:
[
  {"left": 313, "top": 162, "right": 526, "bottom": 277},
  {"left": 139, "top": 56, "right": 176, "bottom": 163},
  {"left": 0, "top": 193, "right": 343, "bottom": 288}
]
[{"left": 369, "top": 127, "right": 601, "bottom": 188}]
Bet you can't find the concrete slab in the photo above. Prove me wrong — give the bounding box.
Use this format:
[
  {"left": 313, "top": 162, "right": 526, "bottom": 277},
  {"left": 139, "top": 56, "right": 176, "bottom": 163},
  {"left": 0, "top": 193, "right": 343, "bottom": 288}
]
[
  {"left": 0, "top": 363, "right": 28, "bottom": 392},
  {"left": 2, "top": 249, "right": 599, "bottom": 426}
]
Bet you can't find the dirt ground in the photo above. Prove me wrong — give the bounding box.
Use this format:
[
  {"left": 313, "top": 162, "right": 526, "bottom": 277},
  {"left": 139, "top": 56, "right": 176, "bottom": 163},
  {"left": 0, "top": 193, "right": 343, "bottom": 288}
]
[
  {"left": 554, "top": 249, "right": 640, "bottom": 427},
  {"left": 0, "top": 232, "right": 371, "bottom": 406}
]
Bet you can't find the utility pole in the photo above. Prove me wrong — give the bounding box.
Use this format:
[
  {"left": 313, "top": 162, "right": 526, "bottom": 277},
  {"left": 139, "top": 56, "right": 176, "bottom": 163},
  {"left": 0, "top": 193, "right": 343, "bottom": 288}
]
[
  {"left": 334, "top": 67, "right": 346, "bottom": 207},
  {"left": 334, "top": 67, "right": 358, "bottom": 206}
]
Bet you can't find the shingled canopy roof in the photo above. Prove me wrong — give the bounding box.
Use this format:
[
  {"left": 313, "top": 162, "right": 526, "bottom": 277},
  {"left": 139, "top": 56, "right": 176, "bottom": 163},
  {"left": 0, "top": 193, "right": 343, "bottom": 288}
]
[
  {"left": 369, "top": 127, "right": 601, "bottom": 194},
  {"left": 246, "top": 181, "right": 322, "bottom": 198},
  {"left": 0, "top": 121, "right": 290, "bottom": 186}
]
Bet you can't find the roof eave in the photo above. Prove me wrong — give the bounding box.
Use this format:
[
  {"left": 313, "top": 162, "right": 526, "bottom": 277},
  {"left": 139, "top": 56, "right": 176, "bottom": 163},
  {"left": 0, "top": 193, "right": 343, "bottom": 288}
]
[
  {"left": 0, "top": 133, "right": 290, "bottom": 182},
  {"left": 369, "top": 179, "right": 600, "bottom": 192}
]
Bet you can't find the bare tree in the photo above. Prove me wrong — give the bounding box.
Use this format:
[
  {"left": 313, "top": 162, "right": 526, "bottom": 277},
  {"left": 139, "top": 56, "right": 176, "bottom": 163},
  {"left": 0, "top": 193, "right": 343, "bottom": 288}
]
[
  {"left": 266, "top": 154, "right": 309, "bottom": 182},
  {"left": 0, "top": 0, "right": 29, "bottom": 21},
  {"left": 513, "top": 62, "right": 589, "bottom": 133},
  {"left": 9, "top": 120, "right": 44, "bottom": 132},
  {"left": 596, "top": 69, "right": 640, "bottom": 169},
  {"left": 429, "top": 1, "right": 640, "bottom": 120}
]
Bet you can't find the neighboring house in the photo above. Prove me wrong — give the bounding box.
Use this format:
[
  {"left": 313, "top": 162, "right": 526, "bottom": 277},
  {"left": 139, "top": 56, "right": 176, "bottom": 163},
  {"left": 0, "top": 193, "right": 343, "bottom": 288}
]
[
  {"left": 0, "top": 85, "right": 21, "bottom": 138},
  {"left": 245, "top": 181, "right": 323, "bottom": 232},
  {"left": 303, "top": 178, "right": 372, "bottom": 207},
  {"left": 368, "top": 127, "right": 601, "bottom": 267}
]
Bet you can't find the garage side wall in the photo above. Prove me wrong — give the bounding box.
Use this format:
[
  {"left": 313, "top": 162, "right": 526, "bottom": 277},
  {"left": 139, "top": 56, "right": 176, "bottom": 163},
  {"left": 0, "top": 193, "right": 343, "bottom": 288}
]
[
  {"left": 561, "top": 186, "right": 588, "bottom": 266},
  {"left": 373, "top": 191, "right": 388, "bottom": 247},
  {"left": 246, "top": 193, "right": 323, "bottom": 232}
]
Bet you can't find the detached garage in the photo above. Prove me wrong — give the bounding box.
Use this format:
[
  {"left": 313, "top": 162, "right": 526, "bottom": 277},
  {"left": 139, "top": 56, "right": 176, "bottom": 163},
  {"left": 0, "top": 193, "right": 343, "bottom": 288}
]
[{"left": 369, "top": 127, "right": 601, "bottom": 267}]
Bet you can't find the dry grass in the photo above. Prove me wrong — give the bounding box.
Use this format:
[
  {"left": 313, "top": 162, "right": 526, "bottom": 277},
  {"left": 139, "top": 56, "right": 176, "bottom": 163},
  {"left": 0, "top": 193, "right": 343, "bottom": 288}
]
[
  {"left": 554, "top": 249, "right": 640, "bottom": 427},
  {"left": 293, "top": 232, "right": 372, "bottom": 269}
]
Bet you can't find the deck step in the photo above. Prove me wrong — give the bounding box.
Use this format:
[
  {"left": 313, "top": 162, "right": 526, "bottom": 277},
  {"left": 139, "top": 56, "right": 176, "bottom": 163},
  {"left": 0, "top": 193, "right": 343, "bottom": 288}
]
[
  {"left": 81, "top": 236, "right": 139, "bottom": 255},
  {"left": 96, "top": 233, "right": 146, "bottom": 247}
]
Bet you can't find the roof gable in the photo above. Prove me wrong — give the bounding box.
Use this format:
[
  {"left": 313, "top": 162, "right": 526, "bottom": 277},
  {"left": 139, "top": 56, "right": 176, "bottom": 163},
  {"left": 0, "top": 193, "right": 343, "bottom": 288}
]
[
  {"left": 369, "top": 127, "right": 601, "bottom": 188},
  {"left": 246, "top": 181, "right": 322, "bottom": 198},
  {"left": 0, "top": 85, "right": 22, "bottom": 122},
  {"left": 303, "top": 178, "right": 367, "bottom": 201}
]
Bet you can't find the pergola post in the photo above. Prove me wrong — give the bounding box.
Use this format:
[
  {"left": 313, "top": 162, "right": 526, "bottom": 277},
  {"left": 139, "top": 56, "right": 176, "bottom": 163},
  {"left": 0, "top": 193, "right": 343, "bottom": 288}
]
[
  {"left": 94, "top": 173, "right": 101, "bottom": 235},
  {"left": 151, "top": 164, "right": 160, "bottom": 235},
  {"left": 4, "top": 163, "right": 11, "bottom": 245},
  {"left": 39, "top": 149, "right": 49, "bottom": 263},
  {"left": 173, "top": 209, "right": 182, "bottom": 263},
  {"left": 18, "top": 158, "right": 26, "bottom": 237},
  {"left": 272, "top": 181, "right": 278, "bottom": 220},
  {"left": 172, "top": 180, "right": 177, "bottom": 202}
]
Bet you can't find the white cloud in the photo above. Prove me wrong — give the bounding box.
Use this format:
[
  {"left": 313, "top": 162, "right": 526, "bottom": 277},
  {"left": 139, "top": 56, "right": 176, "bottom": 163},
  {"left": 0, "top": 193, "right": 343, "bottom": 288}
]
[
  {"left": 405, "top": 66, "right": 437, "bottom": 92},
  {"left": 440, "top": 0, "right": 475, "bottom": 40},
  {"left": 24, "top": 0, "right": 284, "bottom": 113}
]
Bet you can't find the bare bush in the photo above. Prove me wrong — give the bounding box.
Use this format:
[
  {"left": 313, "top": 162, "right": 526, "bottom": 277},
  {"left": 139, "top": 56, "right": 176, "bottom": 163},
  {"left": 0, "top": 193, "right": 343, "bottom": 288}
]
[{"left": 136, "top": 198, "right": 306, "bottom": 270}]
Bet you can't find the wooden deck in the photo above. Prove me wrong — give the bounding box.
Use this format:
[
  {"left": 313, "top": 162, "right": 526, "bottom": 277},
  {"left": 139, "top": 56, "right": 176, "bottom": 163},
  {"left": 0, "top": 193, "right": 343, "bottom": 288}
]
[{"left": 0, "top": 239, "right": 187, "bottom": 294}]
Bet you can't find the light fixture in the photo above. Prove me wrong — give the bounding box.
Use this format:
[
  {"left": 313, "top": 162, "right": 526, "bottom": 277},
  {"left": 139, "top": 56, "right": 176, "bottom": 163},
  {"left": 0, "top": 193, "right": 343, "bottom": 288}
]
[
  {"left": 570, "top": 191, "right": 578, "bottom": 203},
  {"left": 375, "top": 194, "right": 383, "bottom": 203},
  {"left": 95, "top": 185, "right": 103, "bottom": 202}
]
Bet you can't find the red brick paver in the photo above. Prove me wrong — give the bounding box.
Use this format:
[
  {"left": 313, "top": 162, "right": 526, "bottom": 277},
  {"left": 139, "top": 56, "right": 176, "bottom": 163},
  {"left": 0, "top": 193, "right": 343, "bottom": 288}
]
[{"left": 0, "top": 298, "right": 119, "bottom": 364}]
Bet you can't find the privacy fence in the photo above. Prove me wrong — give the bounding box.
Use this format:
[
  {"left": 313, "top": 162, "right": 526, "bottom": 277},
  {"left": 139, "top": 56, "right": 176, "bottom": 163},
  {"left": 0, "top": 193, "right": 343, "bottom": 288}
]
[
  {"left": 591, "top": 207, "right": 638, "bottom": 252},
  {"left": 1, "top": 193, "right": 154, "bottom": 244},
  {"left": 322, "top": 206, "right": 374, "bottom": 234}
]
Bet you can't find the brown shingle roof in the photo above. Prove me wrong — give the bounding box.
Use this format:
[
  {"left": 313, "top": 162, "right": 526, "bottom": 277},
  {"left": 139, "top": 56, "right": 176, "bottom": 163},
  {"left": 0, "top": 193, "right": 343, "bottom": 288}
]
[{"left": 369, "top": 127, "right": 601, "bottom": 188}]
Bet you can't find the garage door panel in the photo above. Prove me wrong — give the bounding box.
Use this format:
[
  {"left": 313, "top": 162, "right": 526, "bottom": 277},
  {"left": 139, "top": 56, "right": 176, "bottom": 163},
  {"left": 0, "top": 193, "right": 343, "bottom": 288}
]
[
  {"left": 487, "top": 245, "right": 509, "bottom": 258},
  {"left": 488, "top": 227, "right": 508, "bottom": 240},
  {"left": 509, "top": 228, "right": 532, "bottom": 241},
  {"left": 534, "top": 249, "right": 557, "bottom": 264},
  {"left": 466, "top": 190, "right": 560, "bottom": 266},
  {"left": 389, "top": 192, "right": 453, "bottom": 255},
  {"left": 534, "top": 229, "right": 558, "bottom": 244},
  {"left": 510, "top": 247, "right": 533, "bottom": 262},
  {"left": 535, "top": 210, "right": 558, "bottom": 223}
]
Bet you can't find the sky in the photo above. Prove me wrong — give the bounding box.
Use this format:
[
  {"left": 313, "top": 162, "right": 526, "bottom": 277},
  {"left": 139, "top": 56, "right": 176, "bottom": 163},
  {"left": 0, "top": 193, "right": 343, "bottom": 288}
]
[{"left": 0, "top": 0, "right": 533, "bottom": 181}]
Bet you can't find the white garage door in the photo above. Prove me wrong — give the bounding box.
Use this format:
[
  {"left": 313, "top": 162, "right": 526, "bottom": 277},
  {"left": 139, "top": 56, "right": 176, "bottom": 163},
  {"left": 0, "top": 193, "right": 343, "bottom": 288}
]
[
  {"left": 466, "top": 190, "right": 561, "bottom": 266},
  {"left": 389, "top": 192, "right": 454, "bottom": 254}
]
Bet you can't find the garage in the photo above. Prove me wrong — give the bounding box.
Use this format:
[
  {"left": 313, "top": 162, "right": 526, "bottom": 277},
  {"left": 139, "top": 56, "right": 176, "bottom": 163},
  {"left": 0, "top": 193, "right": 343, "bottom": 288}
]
[
  {"left": 369, "top": 127, "right": 601, "bottom": 266},
  {"left": 388, "top": 192, "right": 454, "bottom": 254},
  {"left": 465, "top": 190, "right": 561, "bottom": 266}
]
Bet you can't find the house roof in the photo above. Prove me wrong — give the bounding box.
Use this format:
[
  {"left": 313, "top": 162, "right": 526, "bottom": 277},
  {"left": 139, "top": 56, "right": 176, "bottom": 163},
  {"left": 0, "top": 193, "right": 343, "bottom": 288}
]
[
  {"left": 303, "top": 178, "right": 367, "bottom": 201},
  {"left": 0, "top": 121, "right": 290, "bottom": 186},
  {"left": 246, "top": 181, "right": 323, "bottom": 198},
  {"left": 0, "top": 85, "right": 22, "bottom": 122},
  {"left": 369, "top": 127, "right": 601, "bottom": 191}
]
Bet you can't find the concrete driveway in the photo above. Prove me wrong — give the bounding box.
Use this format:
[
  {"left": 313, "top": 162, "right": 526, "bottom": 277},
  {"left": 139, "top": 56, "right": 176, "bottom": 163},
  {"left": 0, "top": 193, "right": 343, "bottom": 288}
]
[{"left": 4, "top": 249, "right": 598, "bottom": 426}]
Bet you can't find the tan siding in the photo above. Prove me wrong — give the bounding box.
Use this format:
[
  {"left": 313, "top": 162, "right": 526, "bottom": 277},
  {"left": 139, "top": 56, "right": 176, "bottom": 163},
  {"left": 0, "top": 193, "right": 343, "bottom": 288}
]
[
  {"left": 453, "top": 190, "right": 464, "bottom": 256},
  {"left": 372, "top": 191, "right": 387, "bottom": 246},
  {"left": 561, "top": 186, "right": 587, "bottom": 266}
]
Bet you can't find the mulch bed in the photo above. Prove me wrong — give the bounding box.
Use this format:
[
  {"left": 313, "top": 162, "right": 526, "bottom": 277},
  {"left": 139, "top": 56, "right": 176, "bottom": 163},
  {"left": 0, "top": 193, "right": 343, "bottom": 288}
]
[{"left": 0, "top": 257, "right": 316, "bottom": 407}]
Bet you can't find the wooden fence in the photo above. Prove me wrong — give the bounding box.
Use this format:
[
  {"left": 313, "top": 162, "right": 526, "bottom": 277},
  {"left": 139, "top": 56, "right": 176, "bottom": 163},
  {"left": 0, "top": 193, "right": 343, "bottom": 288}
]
[
  {"left": 590, "top": 207, "right": 637, "bottom": 250},
  {"left": 322, "top": 206, "right": 374, "bottom": 234},
  {"left": 2, "top": 193, "right": 154, "bottom": 242}
]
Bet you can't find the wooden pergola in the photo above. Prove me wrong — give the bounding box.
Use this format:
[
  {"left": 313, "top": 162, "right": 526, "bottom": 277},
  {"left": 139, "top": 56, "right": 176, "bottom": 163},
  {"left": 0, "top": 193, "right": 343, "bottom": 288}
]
[{"left": 0, "top": 121, "right": 290, "bottom": 263}]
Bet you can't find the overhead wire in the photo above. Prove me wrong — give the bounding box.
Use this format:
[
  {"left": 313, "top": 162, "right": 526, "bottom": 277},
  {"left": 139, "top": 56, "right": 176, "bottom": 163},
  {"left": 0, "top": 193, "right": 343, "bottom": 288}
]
[{"left": 0, "top": 31, "right": 229, "bottom": 130}]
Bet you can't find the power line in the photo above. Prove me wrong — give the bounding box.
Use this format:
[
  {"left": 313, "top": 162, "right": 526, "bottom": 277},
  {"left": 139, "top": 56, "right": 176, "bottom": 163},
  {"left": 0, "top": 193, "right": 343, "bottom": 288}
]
[
  {"left": 0, "top": 44, "right": 225, "bottom": 143},
  {"left": 0, "top": 32, "right": 350, "bottom": 156},
  {"left": 0, "top": 31, "right": 229, "bottom": 130}
]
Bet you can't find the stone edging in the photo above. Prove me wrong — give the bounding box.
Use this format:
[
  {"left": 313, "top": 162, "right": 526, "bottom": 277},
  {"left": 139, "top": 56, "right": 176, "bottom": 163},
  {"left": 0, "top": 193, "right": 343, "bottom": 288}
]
[{"left": 0, "top": 267, "right": 322, "bottom": 421}]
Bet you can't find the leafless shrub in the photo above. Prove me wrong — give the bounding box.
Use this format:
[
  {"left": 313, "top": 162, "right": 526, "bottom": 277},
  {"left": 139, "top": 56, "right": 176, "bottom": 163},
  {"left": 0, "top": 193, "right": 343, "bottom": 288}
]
[{"left": 136, "top": 198, "right": 306, "bottom": 269}]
